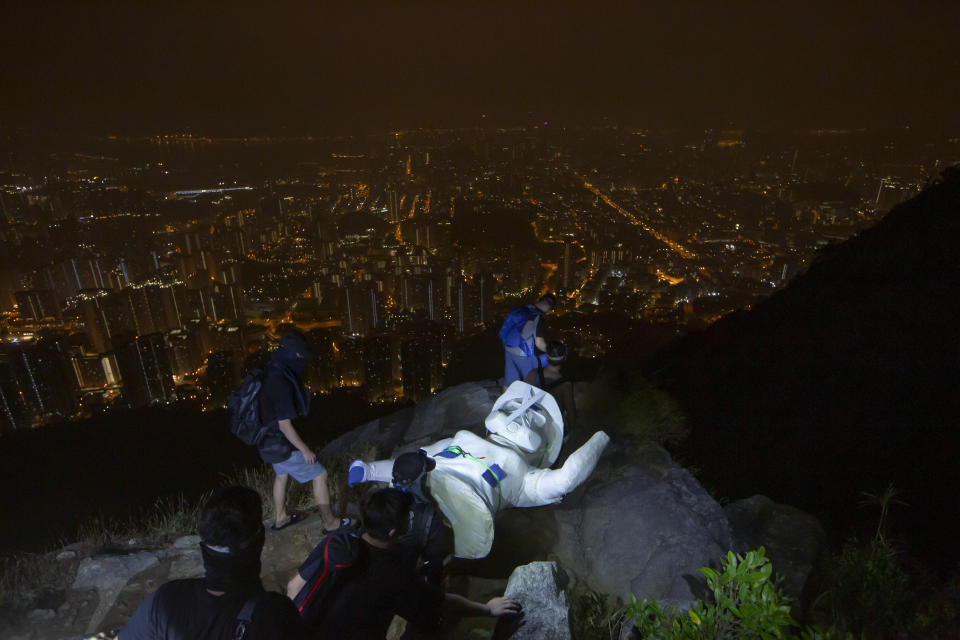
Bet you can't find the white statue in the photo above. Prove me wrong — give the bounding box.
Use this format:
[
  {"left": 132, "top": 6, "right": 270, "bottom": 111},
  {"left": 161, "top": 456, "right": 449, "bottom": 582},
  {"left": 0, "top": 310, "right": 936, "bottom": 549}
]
[{"left": 349, "top": 381, "right": 610, "bottom": 559}]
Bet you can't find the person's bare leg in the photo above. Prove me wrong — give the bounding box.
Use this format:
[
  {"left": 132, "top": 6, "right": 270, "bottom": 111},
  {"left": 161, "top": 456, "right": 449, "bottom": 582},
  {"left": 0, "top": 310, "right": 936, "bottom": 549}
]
[
  {"left": 311, "top": 470, "right": 340, "bottom": 530},
  {"left": 273, "top": 472, "right": 290, "bottom": 527}
]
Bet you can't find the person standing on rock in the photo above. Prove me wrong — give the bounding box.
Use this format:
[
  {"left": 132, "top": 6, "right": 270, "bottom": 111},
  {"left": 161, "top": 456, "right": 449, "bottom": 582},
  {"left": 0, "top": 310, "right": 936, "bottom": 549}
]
[
  {"left": 119, "top": 486, "right": 307, "bottom": 639},
  {"left": 499, "top": 293, "right": 556, "bottom": 389},
  {"left": 287, "top": 488, "right": 520, "bottom": 638},
  {"left": 258, "top": 330, "right": 345, "bottom": 533}
]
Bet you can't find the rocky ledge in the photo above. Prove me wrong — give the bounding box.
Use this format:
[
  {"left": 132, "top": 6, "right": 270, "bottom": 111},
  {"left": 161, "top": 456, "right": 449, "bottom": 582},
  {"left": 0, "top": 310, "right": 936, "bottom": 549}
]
[{"left": 1, "top": 381, "right": 825, "bottom": 639}]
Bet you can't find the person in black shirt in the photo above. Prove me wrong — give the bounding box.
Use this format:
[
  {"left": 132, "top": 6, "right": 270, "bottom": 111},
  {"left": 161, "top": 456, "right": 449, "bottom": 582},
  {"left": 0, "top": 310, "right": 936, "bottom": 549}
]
[
  {"left": 287, "top": 489, "right": 520, "bottom": 639},
  {"left": 258, "top": 331, "right": 344, "bottom": 532},
  {"left": 120, "top": 486, "right": 307, "bottom": 640}
]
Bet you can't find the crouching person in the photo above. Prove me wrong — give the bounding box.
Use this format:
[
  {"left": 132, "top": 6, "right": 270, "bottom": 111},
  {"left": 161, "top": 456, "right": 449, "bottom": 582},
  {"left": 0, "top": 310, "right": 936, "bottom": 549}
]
[
  {"left": 287, "top": 488, "right": 521, "bottom": 639},
  {"left": 120, "top": 486, "right": 307, "bottom": 639}
]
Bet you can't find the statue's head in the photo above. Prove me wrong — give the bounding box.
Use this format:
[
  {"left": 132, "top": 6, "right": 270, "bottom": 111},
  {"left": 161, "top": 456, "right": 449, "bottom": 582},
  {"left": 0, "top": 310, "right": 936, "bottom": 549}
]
[{"left": 485, "top": 381, "right": 564, "bottom": 467}]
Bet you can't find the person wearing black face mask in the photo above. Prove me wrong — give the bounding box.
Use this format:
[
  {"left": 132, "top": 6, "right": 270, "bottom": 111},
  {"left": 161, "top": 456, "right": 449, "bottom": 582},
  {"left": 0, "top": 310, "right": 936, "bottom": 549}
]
[
  {"left": 391, "top": 450, "right": 451, "bottom": 587},
  {"left": 119, "top": 486, "right": 307, "bottom": 639},
  {"left": 258, "top": 331, "right": 346, "bottom": 533}
]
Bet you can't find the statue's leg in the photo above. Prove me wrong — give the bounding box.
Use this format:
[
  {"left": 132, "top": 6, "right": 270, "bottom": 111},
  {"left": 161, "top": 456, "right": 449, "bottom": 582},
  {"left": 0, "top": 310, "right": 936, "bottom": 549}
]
[
  {"left": 349, "top": 438, "right": 457, "bottom": 487},
  {"left": 347, "top": 459, "right": 394, "bottom": 486},
  {"left": 516, "top": 431, "right": 610, "bottom": 507}
]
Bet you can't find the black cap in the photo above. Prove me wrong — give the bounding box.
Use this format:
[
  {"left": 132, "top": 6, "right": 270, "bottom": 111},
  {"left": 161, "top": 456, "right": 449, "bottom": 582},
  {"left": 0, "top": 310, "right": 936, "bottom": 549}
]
[
  {"left": 279, "top": 330, "right": 312, "bottom": 359},
  {"left": 392, "top": 450, "right": 436, "bottom": 486}
]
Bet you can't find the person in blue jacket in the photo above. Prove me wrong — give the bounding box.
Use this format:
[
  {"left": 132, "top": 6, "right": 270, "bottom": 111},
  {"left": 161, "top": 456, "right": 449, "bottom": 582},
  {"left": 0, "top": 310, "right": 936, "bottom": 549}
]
[{"left": 499, "top": 293, "right": 555, "bottom": 388}]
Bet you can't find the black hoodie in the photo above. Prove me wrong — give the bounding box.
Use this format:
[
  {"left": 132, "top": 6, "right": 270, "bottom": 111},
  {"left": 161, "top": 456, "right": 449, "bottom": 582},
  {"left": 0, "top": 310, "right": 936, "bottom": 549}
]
[{"left": 256, "top": 332, "right": 313, "bottom": 463}]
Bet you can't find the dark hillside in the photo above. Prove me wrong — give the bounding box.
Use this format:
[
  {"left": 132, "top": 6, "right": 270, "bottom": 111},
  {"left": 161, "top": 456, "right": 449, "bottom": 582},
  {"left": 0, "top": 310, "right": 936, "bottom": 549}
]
[
  {"left": 0, "top": 390, "right": 403, "bottom": 553},
  {"left": 649, "top": 169, "right": 960, "bottom": 564}
]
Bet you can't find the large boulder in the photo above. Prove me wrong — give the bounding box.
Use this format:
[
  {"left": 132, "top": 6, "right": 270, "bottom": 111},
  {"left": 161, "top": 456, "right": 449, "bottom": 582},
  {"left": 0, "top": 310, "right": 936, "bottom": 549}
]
[
  {"left": 71, "top": 551, "right": 160, "bottom": 634},
  {"left": 320, "top": 381, "right": 502, "bottom": 459},
  {"left": 724, "top": 494, "right": 827, "bottom": 608},
  {"left": 549, "top": 445, "right": 733, "bottom": 607}
]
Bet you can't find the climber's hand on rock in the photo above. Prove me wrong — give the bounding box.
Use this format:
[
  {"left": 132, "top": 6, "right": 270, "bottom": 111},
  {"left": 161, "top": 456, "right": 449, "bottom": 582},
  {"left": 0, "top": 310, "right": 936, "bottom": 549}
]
[{"left": 486, "top": 597, "right": 522, "bottom": 617}]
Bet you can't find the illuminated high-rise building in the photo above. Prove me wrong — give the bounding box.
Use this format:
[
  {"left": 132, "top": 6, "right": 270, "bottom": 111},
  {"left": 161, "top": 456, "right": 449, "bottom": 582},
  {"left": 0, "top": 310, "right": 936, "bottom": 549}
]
[
  {"left": 165, "top": 327, "right": 203, "bottom": 377},
  {"left": 209, "top": 323, "right": 245, "bottom": 355},
  {"left": 400, "top": 276, "right": 436, "bottom": 319},
  {"left": 79, "top": 292, "right": 112, "bottom": 353},
  {"left": 0, "top": 342, "right": 75, "bottom": 426},
  {"left": 456, "top": 273, "right": 493, "bottom": 332},
  {"left": 364, "top": 334, "right": 395, "bottom": 402},
  {"left": 304, "top": 329, "right": 337, "bottom": 391},
  {"left": 336, "top": 336, "right": 365, "bottom": 388},
  {"left": 204, "top": 283, "right": 244, "bottom": 322},
  {"left": 387, "top": 187, "right": 402, "bottom": 223},
  {"left": 400, "top": 324, "right": 442, "bottom": 402},
  {"left": 0, "top": 354, "right": 26, "bottom": 433},
  {"left": 70, "top": 353, "right": 113, "bottom": 390},
  {"left": 562, "top": 237, "right": 574, "bottom": 292},
  {"left": 127, "top": 287, "right": 158, "bottom": 336},
  {"left": 15, "top": 289, "right": 62, "bottom": 324},
  {"left": 343, "top": 286, "right": 378, "bottom": 336},
  {"left": 114, "top": 334, "right": 175, "bottom": 408},
  {"left": 0, "top": 269, "right": 18, "bottom": 312},
  {"left": 205, "top": 350, "right": 240, "bottom": 406},
  {"left": 159, "top": 285, "right": 205, "bottom": 330},
  {"left": 39, "top": 257, "right": 112, "bottom": 301}
]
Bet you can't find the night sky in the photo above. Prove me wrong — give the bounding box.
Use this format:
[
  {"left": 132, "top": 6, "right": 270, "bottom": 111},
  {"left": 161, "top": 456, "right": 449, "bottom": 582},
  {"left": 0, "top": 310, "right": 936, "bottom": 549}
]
[{"left": 3, "top": 1, "right": 960, "bottom": 133}]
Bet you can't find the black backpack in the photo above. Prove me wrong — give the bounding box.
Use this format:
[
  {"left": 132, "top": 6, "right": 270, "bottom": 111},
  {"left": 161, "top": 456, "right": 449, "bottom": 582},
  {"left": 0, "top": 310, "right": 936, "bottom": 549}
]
[
  {"left": 293, "top": 525, "right": 362, "bottom": 627},
  {"left": 227, "top": 367, "right": 268, "bottom": 445}
]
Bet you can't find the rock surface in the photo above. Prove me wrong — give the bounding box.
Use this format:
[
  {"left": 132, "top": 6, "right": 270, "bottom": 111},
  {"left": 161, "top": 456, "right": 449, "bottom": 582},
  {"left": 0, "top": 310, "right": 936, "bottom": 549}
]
[
  {"left": 319, "top": 380, "right": 502, "bottom": 459},
  {"left": 551, "top": 447, "right": 733, "bottom": 606},
  {"left": 499, "top": 561, "right": 570, "bottom": 640},
  {"left": 72, "top": 552, "right": 160, "bottom": 634},
  {"left": 725, "top": 494, "right": 827, "bottom": 610}
]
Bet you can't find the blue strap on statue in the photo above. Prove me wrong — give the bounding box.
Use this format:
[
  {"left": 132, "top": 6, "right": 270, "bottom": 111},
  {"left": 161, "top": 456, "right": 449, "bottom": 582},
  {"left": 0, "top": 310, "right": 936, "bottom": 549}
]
[{"left": 438, "top": 445, "right": 505, "bottom": 510}]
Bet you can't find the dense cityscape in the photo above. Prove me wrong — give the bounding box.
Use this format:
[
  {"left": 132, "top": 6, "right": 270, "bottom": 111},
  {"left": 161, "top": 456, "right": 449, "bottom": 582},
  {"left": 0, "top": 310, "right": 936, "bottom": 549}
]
[{"left": 1, "top": 126, "right": 953, "bottom": 432}]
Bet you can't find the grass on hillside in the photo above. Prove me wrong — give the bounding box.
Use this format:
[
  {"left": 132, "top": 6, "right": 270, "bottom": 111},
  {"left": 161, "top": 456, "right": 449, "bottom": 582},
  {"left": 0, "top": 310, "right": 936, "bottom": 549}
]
[
  {"left": 617, "top": 376, "right": 688, "bottom": 451},
  {"left": 321, "top": 441, "right": 382, "bottom": 516},
  {"left": 0, "top": 449, "right": 389, "bottom": 615},
  {"left": 0, "top": 462, "right": 303, "bottom": 615}
]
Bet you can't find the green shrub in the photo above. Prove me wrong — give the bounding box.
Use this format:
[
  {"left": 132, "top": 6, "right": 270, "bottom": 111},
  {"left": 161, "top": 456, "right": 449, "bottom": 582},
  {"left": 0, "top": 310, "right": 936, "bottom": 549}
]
[
  {"left": 625, "top": 547, "right": 796, "bottom": 639},
  {"left": 811, "top": 537, "right": 912, "bottom": 638}
]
